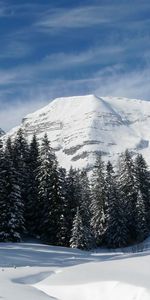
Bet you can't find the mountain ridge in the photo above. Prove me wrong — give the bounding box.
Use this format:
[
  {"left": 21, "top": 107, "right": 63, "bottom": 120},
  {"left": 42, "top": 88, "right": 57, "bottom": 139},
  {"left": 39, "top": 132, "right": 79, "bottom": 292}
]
[{"left": 3, "top": 94, "right": 150, "bottom": 170}]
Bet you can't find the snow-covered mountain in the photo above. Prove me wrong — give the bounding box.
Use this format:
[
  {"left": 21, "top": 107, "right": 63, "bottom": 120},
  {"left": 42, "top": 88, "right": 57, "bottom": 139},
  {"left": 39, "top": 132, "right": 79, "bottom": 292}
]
[{"left": 4, "top": 94, "right": 150, "bottom": 170}]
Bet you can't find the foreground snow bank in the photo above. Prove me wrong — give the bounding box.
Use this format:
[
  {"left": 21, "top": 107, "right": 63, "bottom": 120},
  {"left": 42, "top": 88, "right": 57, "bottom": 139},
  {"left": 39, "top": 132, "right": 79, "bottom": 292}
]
[
  {"left": 36, "top": 281, "right": 150, "bottom": 300},
  {"left": 35, "top": 253, "right": 150, "bottom": 300},
  {"left": 1, "top": 238, "right": 150, "bottom": 300}
]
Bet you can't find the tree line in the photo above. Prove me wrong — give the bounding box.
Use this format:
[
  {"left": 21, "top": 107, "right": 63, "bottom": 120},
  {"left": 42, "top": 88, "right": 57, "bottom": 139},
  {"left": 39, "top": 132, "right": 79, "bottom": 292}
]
[{"left": 0, "top": 129, "right": 150, "bottom": 249}]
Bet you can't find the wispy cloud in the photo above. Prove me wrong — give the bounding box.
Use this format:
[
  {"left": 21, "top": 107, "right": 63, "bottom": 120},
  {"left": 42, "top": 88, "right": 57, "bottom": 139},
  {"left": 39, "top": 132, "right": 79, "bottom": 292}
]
[
  {"left": 0, "top": 40, "right": 33, "bottom": 59},
  {"left": 94, "top": 66, "right": 150, "bottom": 100},
  {"left": 36, "top": 3, "right": 150, "bottom": 31},
  {"left": 36, "top": 6, "right": 109, "bottom": 30},
  {"left": 2, "top": 63, "right": 150, "bottom": 132},
  {"left": 0, "top": 0, "right": 150, "bottom": 132},
  {"left": 0, "top": 97, "right": 49, "bottom": 132}
]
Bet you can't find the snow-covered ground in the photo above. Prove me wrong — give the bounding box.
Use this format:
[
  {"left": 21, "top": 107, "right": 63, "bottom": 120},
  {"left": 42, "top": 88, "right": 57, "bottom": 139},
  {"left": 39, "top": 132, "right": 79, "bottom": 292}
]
[{"left": 1, "top": 238, "right": 150, "bottom": 300}]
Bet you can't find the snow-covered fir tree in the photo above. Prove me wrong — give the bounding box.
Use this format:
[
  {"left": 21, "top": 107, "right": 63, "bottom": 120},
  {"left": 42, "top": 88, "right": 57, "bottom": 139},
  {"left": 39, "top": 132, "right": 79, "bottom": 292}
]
[
  {"left": 135, "top": 153, "right": 150, "bottom": 230},
  {"left": 135, "top": 190, "right": 148, "bottom": 242},
  {"left": 56, "top": 167, "right": 69, "bottom": 246},
  {"left": 90, "top": 155, "right": 107, "bottom": 246},
  {"left": 0, "top": 140, "right": 7, "bottom": 241},
  {"left": 70, "top": 207, "right": 92, "bottom": 250},
  {"left": 26, "top": 134, "right": 40, "bottom": 235},
  {"left": 79, "top": 170, "right": 94, "bottom": 248},
  {"left": 65, "top": 167, "right": 81, "bottom": 243},
  {"left": 117, "top": 150, "right": 138, "bottom": 241},
  {"left": 0, "top": 138, "right": 24, "bottom": 241},
  {"left": 37, "top": 134, "right": 64, "bottom": 245},
  {"left": 50, "top": 165, "right": 68, "bottom": 246},
  {"left": 12, "top": 129, "right": 29, "bottom": 230},
  {"left": 105, "top": 161, "right": 128, "bottom": 248}
]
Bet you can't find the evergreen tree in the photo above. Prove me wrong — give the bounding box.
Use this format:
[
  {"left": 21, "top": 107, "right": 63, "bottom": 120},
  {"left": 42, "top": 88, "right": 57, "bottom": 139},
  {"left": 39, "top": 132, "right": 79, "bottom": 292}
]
[
  {"left": 117, "top": 150, "right": 138, "bottom": 241},
  {"left": 65, "top": 167, "right": 81, "bottom": 243},
  {"left": 105, "top": 161, "right": 128, "bottom": 248},
  {"left": 0, "top": 138, "right": 24, "bottom": 241},
  {"left": 50, "top": 164, "right": 67, "bottom": 246},
  {"left": 79, "top": 170, "right": 91, "bottom": 222},
  {"left": 37, "top": 134, "right": 63, "bottom": 244},
  {"left": 26, "top": 134, "right": 40, "bottom": 235},
  {"left": 70, "top": 207, "right": 92, "bottom": 250},
  {"left": 135, "top": 153, "right": 150, "bottom": 230},
  {"left": 56, "top": 167, "right": 69, "bottom": 246},
  {"left": 12, "top": 129, "right": 29, "bottom": 230},
  {"left": 135, "top": 190, "right": 148, "bottom": 242},
  {"left": 79, "top": 170, "right": 94, "bottom": 248},
  {"left": 0, "top": 140, "right": 7, "bottom": 241},
  {"left": 90, "top": 155, "right": 107, "bottom": 246},
  {"left": 105, "top": 161, "right": 114, "bottom": 229}
]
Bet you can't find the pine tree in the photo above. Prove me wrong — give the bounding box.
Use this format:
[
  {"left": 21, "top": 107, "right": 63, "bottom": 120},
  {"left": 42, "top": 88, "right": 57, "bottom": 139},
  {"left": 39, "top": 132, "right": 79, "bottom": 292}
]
[
  {"left": 12, "top": 129, "right": 29, "bottom": 230},
  {"left": 79, "top": 170, "right": 94, "bottom": 248},
  {"left": 37, "top": 133, "right": 54, "bottom": 241},
  {"left": 105, "top": 161, "right": 128, "bottom": 248},
  {"left": 90, "top": 155, "right": 107, "bottom": 246},
  {"left": 0, "top": 138, "right": 24, "bottom": 241},
  {"left": 135, "top": 190, "right": 148, "bottom": 242},
  {"left": 26, "top": 134, "right": 40, "bottom": 235},
  {"left": 37, "top": 134, "right": 63, "bottom": 244},
  {"left": 49, "top": 162, "right": 67, "bottom": 245},
  {"left": 79, "top": 170, "right": 91, "bottom": 221},
  {"left": 56, "top": 167, "right": 69, "bottom": 246},
  {"left": 0, "top": 140, "right": 7, "bottom": 241},
  {"left": 105, "top": 160, "right": 114, "bottom": 228},
  {"left": 70, "top": 207, "right": 92, "bottom": 250},
  {"left": 135, "top": 153, "right": 150, "bottom": 230},
  {"left": 65, "top": 167, "right": 81, "bottom": 243},
  {"left": 117, "top": 150, "right": 138, "bottom": 241}
]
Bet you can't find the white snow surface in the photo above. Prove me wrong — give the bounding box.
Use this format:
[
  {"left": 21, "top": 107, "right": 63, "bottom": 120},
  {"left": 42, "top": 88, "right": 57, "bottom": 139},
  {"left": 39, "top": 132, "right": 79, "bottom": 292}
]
[
  {"left": 4, "top": 94, "right": 150, "bottom": 169},
  {"left": 1, "top": 238, "right": 150, "bottom": 300}
]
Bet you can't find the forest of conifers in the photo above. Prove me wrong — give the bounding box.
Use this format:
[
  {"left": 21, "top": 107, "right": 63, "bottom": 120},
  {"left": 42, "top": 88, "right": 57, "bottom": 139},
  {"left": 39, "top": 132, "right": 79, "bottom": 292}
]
[{"left": 0, "top": 129, "right": 150, "bottom": 249}]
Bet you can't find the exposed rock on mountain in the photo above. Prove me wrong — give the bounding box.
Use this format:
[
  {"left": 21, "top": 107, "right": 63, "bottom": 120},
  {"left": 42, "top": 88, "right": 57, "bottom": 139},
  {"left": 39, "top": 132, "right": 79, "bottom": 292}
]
[{"left": 4, "top": 94, "right": 150, "bottom": 169}]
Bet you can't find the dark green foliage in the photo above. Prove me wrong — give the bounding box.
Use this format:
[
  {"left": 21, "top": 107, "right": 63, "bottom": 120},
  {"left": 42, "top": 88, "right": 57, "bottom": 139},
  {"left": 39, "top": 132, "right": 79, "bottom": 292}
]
[
  {"left": 12, "top": 129, "right": 30, "bottom": 230},
  {"left": 26, "top": 134, "right": 40, "bottom": 235},
  {"left": 117, "top": 150, "right": 138, "bottom": 240},
  {"left": 37, "top": 134, "right": 64, "bottom": 245},
  {"left": 56, "top": 167, "right": 69, "bottom": 246},
  {"left": 135, "top": 154, "right": 150, "bottom": 229},
  {"left": 135, "top": 190, "right": 148, "bottom": 242},
  {"left": 0, "top": 130, "right": 149, "bottom": 250},
  {"left": 105, "top": 161, "right": 128, "bottom": 248},
  {"left": 0, "top": 138, "right": 24, "bottom": 241},
  {"left": 70, "top": 207, "right": 92, "bottom": 250},
  {"left": 65, "top": 167, "right": 81, "bottom": 243},
  {"left": 90, "top": 155, "right": 107, "bottom": 245}
]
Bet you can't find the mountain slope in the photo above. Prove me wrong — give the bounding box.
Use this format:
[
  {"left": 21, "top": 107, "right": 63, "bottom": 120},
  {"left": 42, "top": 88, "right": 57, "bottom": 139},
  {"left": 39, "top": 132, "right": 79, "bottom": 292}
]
[{"left": 4, "top": 94, "right": 150, "bottom": 170}]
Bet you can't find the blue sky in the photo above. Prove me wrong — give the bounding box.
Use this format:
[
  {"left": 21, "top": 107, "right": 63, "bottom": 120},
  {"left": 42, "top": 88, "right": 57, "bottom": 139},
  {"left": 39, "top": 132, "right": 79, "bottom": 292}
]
[{"left": 1, "top": 0, "right": 150, "bottom": 130}]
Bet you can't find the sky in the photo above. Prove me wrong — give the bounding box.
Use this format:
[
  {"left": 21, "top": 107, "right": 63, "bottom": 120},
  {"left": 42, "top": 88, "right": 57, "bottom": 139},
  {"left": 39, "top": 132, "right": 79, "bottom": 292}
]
[{"left": 1, "top": 0, "right": 150, "bottom": 131}]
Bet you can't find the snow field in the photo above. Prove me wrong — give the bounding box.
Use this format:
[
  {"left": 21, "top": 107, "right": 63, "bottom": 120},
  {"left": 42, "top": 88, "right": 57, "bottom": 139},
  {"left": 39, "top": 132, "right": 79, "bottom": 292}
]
[{"left": 1, "top": 239, "right": 150, "bottom": 300}]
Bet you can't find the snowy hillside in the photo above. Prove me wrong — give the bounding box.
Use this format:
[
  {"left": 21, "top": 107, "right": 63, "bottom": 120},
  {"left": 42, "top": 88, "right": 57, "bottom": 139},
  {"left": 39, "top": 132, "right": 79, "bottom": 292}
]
[
  {"left": 1, "top": 239, "right": 150, "bottom": 300},
  {"left": 4, "top": 94, "right": 150, "bottom": 169}
]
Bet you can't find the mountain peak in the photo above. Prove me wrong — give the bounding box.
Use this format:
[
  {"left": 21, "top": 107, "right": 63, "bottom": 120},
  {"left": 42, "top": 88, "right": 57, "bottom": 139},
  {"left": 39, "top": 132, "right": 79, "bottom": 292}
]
[{"left": 4, "top": 94, "right": 150, "bottom": 170}]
